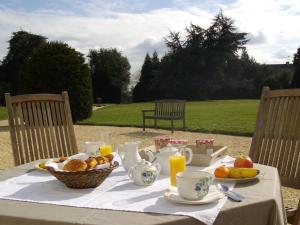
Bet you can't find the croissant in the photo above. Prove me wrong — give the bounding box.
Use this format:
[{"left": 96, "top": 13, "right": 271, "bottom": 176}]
[{"left": 63, "top": 159, "right": 87, "bottom": 172}]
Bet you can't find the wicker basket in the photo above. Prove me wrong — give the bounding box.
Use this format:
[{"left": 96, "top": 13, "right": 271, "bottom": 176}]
[{"left": 47, "top": 161, "right": 119, "bottom": 189}]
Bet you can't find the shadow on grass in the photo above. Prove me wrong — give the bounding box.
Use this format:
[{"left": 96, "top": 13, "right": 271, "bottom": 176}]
[
  {"left": 0, "top": 125, "right": 9, "bottom": 132},
  {"left": 120, "top": 131, "right": 165, "bottom": 139}
]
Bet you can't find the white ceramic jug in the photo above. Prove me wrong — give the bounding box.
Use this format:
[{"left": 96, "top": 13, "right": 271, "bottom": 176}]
[
  {"left": 118, "top": 142, "right": 142, "bottom": 171},
  {"left": 128, "top": 159, "right": 161, "bottom": 186},
  {"left": 146, "top": 145, "right": 193, "bottom": 175}
]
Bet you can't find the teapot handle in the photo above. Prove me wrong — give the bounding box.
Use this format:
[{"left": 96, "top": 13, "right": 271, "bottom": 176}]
[
  {"left": 144, "top": 150, "right": 155, "bottom": 162},
  {"left": 153, "top": 163, "right": 161, "bottom": 174},
  {"left": 128, "top": 167, "right": 134, "bottom": 179},
  {"left": 183, "top": 148, "right": 193, "bottom": 165}
]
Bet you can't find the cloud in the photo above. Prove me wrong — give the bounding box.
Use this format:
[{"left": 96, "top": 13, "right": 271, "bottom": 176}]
[
  {"left": 0, "top": 0, "right": 300, "bottom": 71},
  {"left": 247, "top": 31, "right": 267, "bottom": 45}
]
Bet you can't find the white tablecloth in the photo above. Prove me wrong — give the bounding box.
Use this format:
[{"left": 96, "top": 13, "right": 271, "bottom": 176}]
[{"left": 0, "top": 156, "right": 235, "bottom": 225}]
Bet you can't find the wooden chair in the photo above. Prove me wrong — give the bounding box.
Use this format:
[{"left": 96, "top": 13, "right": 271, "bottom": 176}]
[
  {"left": 142, "top": 100, "right": 186, "bottom": 133},
  {"left": 249, "top": 87, "right": 300, "bottom": 225},
  {"left": 5, "top": 92, "right": 78, "bottom": 166}
]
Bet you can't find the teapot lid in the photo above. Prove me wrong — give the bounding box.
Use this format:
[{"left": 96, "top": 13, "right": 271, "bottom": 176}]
[
  {"left": 135, "top": 159, "right": 152, "bottom": 167},
  {"left": 158, "top": 144, "right": 179, "bottom": 154}
]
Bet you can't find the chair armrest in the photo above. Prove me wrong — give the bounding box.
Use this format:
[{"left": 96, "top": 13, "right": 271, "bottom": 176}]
[{"left": 142, "top": 109, "right": 155, "bottom": 116}]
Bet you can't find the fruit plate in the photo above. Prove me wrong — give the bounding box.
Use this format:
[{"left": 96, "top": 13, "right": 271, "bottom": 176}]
[
  {"left": 215, "top": 176, "right": 259, "bottom": 183},
  {"left": 164, "top": 185, "right": 225, "bottom": 205}
]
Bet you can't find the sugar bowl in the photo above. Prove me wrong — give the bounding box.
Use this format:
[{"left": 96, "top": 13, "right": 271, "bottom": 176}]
[{"left": 128, "top": 160, "right": 161, "bottom": 186}]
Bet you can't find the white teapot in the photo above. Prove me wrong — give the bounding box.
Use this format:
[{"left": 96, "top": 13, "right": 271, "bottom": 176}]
[
  {"left": 128, "top": 160, "right": 161, "bottom": 186},
  {"left": 118, "top": 142, "right": 142, "bottom": 171},
  {"left": 146, "top": 145, "right": 193, "bottom": 175}
]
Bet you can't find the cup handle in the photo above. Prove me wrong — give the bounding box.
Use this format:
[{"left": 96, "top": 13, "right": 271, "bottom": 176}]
[
  {"left": 184, "top": 148, "right": 193, "bottom": 165},
  {"left": 128, "top": 167, "right": 134, "bottom": 179}
]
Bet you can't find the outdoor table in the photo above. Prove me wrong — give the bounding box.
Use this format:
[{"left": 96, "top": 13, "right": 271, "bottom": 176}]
[{"left": 0, "top": 160, "right": 286, "bottom": 225}]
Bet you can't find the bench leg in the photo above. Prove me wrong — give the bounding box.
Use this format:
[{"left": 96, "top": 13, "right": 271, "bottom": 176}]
[
  {"left": 171, "top": 119, "right": 174, "bottom": 133},
  {"left": 143, "top": 117, "right": 146, "bottom": 131},
  {"left": 154, "top": 119, "right": 157, "bottom": 129}
]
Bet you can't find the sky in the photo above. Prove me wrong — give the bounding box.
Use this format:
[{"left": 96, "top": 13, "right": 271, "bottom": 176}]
[{"left": 0, "top": 0, "right": 300, "bottom": 78}]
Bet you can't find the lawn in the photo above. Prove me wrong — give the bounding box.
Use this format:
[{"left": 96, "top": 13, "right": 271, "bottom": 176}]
[
  {"left": 79, "top": 100, "right": 259, "bottom": 136},
  {"left": 0, "top": 107, "right": 7, "bottom": 120}
]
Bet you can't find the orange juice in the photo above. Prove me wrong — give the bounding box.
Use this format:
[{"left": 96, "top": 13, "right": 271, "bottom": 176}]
[
  {"left": 100, "top": 145, "right": 112, "bottom": 156},
  {"left": 170, "top": 155, "right": 186, "bottom": 186}
]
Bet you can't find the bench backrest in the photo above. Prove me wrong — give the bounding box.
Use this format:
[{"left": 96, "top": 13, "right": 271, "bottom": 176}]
[{"left": 154, "top": 100, "right": 186, "bottom": 117}]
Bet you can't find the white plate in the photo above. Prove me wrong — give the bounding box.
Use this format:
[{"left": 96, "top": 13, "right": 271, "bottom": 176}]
[
  {"left": 34, "top": 159, "right": 56, "bottom": 171},
  {"left": 215, "top": 176, "right": 259, "bottom": 183},
  {"left": 164, "top": 185, "right": 224, "bottom": 205}
]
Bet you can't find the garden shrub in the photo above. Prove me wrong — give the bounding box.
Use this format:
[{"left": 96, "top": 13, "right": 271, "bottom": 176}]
[{"left": 19, "top": 42, "right": 93, "bottom": 121}]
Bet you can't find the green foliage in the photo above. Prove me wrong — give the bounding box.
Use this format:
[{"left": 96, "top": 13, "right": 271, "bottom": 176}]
[
  {"left": 0, "top": 82, "right": 12, "bottom": 105},
  {"left": 1, "top": 31, "right": 47, "bottom": 94},
  {"left": 263, "top": 69, "right": 293, "bottom": 90},
  {"left": 19, "top": 42, "right": 93, "bottom": 122},
  {"left": 79, "top": 100, "right": 259, "bottom": 136},
  {"left": 88, "top": 48, "right": 130, "bottom": 103},
  {"left": 132, "top": 52, "right": 161, "bottom": 101},
  {"left": 133, "top": 12, "right": 271, "bottom": 101},
  {"left": 0, "top": 107, "right": 7, "bottom": 120},
  {"left": 291, "top": 48, "right": 300, "bottom": 88}
]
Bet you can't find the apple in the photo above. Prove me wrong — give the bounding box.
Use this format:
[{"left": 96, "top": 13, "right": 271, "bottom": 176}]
[{"left": 234, "top": 156, "right": 253, "bottom": 168}]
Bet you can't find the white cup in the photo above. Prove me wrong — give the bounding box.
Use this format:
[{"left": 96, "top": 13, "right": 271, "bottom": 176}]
[
  {"left": 80, "top": 141, "right": 103, "bottom": 156},
  {"left": 176, "top": 171, "right": 213, "bottom": 200}
]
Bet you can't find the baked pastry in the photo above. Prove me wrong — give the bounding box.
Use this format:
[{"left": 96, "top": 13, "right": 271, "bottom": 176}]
[
  {"left": 104, "top": 154, "right": 114, "bottom": 163},
  {"left": 95, "top": 156, "right": 109, "bottom": 165},
  {"left": 85, "top": 157, "right": 97, "bottom": 170},
  {"left": 63, "top": 159, "right": 87, "bottom": 172},
  {"left": 55, "top": 156, "right": 68, "bottom": 163}
]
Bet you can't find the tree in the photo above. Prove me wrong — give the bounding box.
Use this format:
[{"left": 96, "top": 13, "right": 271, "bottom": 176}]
[
  {"left": 1, "top": 31, "right": 47, "bottom": 93},
  {"left": 88, "top": 48, "right": 130, "bottom": 103},
  {"left": 291, "top": 47, "right": 300, "bottom": 88},
  {"left": 19, "top": 42, "right": 93, "bottom": 121}
]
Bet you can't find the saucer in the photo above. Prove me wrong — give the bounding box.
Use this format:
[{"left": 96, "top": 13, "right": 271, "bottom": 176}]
[{"left": 164, "top": 185, "right": 224, "bottom": 205}]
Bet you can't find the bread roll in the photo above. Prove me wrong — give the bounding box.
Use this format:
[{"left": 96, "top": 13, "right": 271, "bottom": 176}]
[
  {"left": 63, "top": 159, "right": 87, "bottom": 172},
  {"left": 95, "top": 156, "right": 109, "bottom": 165},
  {"left": 85, "top": 157, "right": 97, "bottom": 170},
  {"left": 104, "top": 154, "right": 114, "bottom": 163}
]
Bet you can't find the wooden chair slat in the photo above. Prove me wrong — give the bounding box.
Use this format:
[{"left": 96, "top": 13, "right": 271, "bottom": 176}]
[
  {"left": 41, "top": 101, "right": 53, "bottom": 158},
  {"left": 5, "top": 92, "right": 78, "bottom": 165},
  {"left": 59, "top": 102, "right": 71, "bottom": 155},
  {"left": 50, "top": 101, "right": 62, "bottom": 156},
  {"left": 55, "top": 101, "right": 67, "bottom": 156},
  {"left": 27, "top": 102, "right": 39, "bottom": 160},
  {"left": 35, "top": 102, "right": 48, "bottom": 159},
  {"left": 21, "top": 102, "right": 35, "bottom": 162}
]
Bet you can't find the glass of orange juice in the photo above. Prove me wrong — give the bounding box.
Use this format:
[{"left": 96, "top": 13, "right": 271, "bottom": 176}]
[
  {"left": 170, "top": 155, "right": 186, "bottom": 186},
  {"left": 100, "top": 145, "right": 112, "bottom": 156}
]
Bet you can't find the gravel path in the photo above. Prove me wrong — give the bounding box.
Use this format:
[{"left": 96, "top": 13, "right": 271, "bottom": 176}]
[{"left": 0, "top": 120, "right": 298, "bottom": 208}]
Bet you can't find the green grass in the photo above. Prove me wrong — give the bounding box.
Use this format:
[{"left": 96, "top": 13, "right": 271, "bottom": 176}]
[
  {"left": 78, "top": 100, "right": 259, "bottom": 136},
  {"left": 0, "top": 107, "right": 7, "bottom": 120}
]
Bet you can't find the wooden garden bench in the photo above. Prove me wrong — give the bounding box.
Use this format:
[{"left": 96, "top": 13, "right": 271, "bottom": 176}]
[{"left": 142, "top": 100, "right": 186, "bottom": 133}]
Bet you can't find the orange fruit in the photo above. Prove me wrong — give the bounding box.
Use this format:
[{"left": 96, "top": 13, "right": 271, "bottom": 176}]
[{"left": 214, "top": 166, "right": 230, "bottom": 178}]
